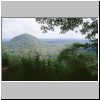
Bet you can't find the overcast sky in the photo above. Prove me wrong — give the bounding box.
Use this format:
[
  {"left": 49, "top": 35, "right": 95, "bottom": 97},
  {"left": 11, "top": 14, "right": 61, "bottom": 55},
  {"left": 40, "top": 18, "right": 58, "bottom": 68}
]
[{"left": 2, "top": 18, "right": 87, "bottom": 39}]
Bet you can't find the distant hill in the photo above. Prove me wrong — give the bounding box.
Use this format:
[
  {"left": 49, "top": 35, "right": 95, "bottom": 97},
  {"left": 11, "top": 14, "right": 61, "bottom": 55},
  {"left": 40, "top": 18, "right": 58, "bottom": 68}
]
[
  {"left": 2, "top": 33, "right": 64, "bottom": 57},
  {"left": 10, "top": 33, "right": 46, "bottom": 48},
  {"left": 2, "top": 33, "right": 47, "bottom": 53},
  {"left": 2, "top": 33, "right": 96, "bottom": 58}
]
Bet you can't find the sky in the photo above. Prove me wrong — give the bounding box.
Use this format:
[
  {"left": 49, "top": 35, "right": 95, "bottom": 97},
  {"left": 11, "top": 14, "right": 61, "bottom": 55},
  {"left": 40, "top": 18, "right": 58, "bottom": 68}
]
[{"left": 2, "top": 18, "right": 87, "bottom": 40}]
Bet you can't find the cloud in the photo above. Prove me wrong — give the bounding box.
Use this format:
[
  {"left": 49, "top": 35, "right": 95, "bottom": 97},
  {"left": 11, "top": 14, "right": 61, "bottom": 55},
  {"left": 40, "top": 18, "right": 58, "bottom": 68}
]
[{"left": 2, "top": 18, "right": 87, "bottom": 39}]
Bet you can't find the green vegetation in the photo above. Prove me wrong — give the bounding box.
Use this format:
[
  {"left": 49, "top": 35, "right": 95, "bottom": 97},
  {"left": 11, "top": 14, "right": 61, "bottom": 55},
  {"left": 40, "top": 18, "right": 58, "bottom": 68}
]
[
  {"left": 2, "top": 43, "right": 98, "bottom": 81},
  {"left": 2, "top": 18, "right": 98, "bottom": 81},
  {"left": 36, "top": 18, "right": 98, "bottom": 55},
  {"left": 2, "top": 33, "right": 63, "bottom": 57}
]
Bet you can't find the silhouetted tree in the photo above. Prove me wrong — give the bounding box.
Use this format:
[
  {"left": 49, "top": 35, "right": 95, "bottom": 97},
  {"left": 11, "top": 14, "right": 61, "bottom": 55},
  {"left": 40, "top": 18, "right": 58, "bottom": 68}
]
[{"left": 36, "top": 18, "right": 98, "bottom": 55}]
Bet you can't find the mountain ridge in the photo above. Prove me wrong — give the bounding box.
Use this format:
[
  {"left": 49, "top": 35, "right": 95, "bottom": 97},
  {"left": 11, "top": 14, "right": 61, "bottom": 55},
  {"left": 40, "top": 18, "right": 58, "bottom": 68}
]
[
  {"left": 2, "top": 33, "right": 47, "bottom": 53},
  {"left": 2, "top": 33, "right": 67, "bottom": 57}
]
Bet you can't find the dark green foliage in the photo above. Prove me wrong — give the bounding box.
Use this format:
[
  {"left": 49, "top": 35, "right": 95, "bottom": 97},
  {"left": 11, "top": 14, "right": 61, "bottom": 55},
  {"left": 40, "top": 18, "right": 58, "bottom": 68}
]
[
  {"left": 36, "top": 18, "right": 83, "bottom": 33},
  {"left": 2, "top": 43, "right": 98, "bottom": 81},
  {"left": 36, "top": 18, "right": 98, "bottom": 56},
  {"left": 2, "top": 51, "right": 9, "bottom": 66},
  {"left": 2, "top": 18, "right": 98, "bottom": 81},
  {"left": 58, "top": 44, "right": 98, "bottom": 81}
]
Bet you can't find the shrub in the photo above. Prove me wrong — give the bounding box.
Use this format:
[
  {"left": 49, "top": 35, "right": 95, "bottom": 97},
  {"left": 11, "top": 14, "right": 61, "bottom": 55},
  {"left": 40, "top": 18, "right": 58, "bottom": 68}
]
[
  {"left": 2, "top": 43, "right": 98, "bottom": 81},
  {"left": 2, "top": 51, "right": 9, "bottom": 66},
  {"left": 57, "top": 43, "right": 98, "bottom": 81}
]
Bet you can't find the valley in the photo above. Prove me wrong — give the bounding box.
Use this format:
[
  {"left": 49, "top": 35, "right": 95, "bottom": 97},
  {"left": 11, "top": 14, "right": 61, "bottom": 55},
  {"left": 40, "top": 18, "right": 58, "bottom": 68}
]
[{"left": 2, "top": 33, "right": 98, "bottom": 81}]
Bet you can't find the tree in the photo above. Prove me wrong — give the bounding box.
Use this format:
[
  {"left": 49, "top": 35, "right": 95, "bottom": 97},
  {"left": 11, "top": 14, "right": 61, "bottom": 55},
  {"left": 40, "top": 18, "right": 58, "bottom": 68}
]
[
  {"left": 80, "top": 18, "right": 98, "bottom": 55},
  {"left": 36, "top": 18, "right": 98, "bottom": 54}
]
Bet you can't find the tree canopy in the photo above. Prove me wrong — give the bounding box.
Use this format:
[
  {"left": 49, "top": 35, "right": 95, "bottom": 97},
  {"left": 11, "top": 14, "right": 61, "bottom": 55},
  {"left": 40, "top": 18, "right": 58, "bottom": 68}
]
[{"left": 36, "top": 18, "right": 98, "bottom": 54}]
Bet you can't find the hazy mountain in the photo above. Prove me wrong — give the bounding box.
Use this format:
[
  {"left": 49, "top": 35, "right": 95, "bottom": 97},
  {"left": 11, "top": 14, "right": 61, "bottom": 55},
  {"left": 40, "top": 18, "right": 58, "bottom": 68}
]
[
  {"left": 2, "top": 33, "right": 65, "bottom": 57},
  {"left": 2, "top": 33, "right": 47, "bottom": 53},
  {"left": 3, "top": 33, "right": 92, "bottom": 57},
  {"left": 2, "top": 39, "right": 10, "bottom": 42}
]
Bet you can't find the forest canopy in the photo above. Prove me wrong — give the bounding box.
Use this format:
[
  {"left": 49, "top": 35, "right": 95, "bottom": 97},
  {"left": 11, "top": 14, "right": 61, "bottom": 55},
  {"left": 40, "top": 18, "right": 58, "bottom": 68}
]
[{"left": 2, "top": 18, "right": 98, "bottom": 81}]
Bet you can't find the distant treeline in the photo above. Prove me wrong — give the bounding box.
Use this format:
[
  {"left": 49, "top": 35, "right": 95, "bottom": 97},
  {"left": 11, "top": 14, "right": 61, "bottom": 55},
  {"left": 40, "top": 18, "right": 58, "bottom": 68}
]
[{"left": 41, "top": 39, "right": 89, "bottom": 45}]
